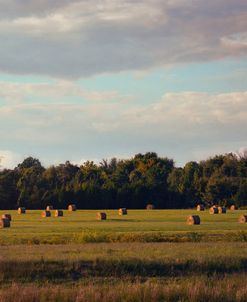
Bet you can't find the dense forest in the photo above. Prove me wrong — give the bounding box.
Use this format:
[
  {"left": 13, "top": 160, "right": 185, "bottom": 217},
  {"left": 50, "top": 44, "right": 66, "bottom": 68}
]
[{"left": 0, "top": 152, "right": 247, "bottom": 210}]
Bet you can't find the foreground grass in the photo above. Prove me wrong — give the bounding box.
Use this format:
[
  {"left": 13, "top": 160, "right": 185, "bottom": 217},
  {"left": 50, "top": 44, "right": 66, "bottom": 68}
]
[
  {"left": 0, "top": 210, "right": 246, "bottom": 244},
  {"left": 1, "top": 242, "right": 247, "bottom": 262},
  {"left": 1, "top": 211, "right": 247, "bottom": 301},
  {"left": 0, "top": 242, "right": 246, "bottom": 282},
  {"left": 1, "top": 275, "right": 247, "bottom": 302}
]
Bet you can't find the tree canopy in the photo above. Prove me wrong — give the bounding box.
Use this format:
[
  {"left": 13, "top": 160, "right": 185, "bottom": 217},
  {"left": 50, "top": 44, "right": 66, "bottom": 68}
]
[{"left": 0, "top": 152, "right": 246, "bottom": 209}]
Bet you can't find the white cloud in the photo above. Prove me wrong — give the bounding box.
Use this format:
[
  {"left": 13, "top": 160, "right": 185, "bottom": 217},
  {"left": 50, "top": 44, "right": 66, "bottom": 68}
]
[
  {"left": 0, "top": 80, "right": 129, "bottom": 104},
  {"left": 0, "top": 1, "right": 166, "bottom": 34},
  {"left": 0, "top": 14, "right": 79, "bottom": 34},
  {"left": 0, "top": 0, "right": 246, "bottom": 78},
  {"left": 222, "top": 32, "right": 247, "bottom": 46},
  {"left": 0, "top": 150, "right": 23, "bottom": 169},
  {"left": 1, "top": 90, "right": 246, "bottom": 134},
  {"left": 0, "top": 90, "right": 246, "bottom": 166}
]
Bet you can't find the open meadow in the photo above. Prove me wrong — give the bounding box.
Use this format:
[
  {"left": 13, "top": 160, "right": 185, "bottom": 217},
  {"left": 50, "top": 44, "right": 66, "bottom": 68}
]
[
  {"left": 1, "top": 209, "right": 247, "bottom": 301},
  {"left": 0, "top": 209, "right": 247, "bottom": 244}
]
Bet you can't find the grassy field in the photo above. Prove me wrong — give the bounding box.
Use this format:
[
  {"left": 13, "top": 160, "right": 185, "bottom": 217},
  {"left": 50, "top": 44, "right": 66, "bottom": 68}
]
[
  {"left": 1, "top": 242, "right": 247, "bottom": 280},
  {"left": 0, "top": 209, "right": 247, "bottom": 244},
  {"left": 1, "top": 209, "right": 247, "bottom": 301},
  {"left": 1, "top": 274, "right": 247, "bottom": 302},
  {"left": 0, "top": 241, "right": 247, "bottom": 301}
]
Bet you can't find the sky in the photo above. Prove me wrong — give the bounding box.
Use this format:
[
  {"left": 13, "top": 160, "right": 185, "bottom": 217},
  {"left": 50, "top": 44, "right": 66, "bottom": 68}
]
[{"left": 0, "top": 0, "right": 247, "bottom": 168}]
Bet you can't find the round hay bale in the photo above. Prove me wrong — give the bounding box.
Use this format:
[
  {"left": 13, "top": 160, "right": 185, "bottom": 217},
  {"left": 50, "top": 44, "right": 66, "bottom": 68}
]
[
  {"left": 218, "top": 206, "right": 226, "bottom": 214},
  {"left": 196, "top": 204, "right": 205, "bottom": 211},
  {"left": 209, "top": 207, "right": 219, "bottom": 214},
  {"left": 96, "top": 212, "right": 107, "bottom": 220},
  {"left": 2, "top": 214, "right": 11, "bottom": 221},
  {"left": 55, "top": 210, "right": 63, "bottom": 217},
  {"left": 46, "top": 205, "right": 53, "bottom": 211},
  {"left": 118, "top": 208, "right": 127, "bottom": 215},
  {"left": 0, "top": 218, "right": 10, "bottom": 228},
  {"left": 146, "top": 204, "right": 155, "bottom": 210},
  {"left": 41, "top": 210, "right": 51, "bottom": 218},
  {"left": 18, "top": 207, "right": 26, "bottom": 214},
  {"left": 230, "top": 205, "right": 237, "bottom": 211},
  {"left": 238, "top": 215, "right": 247, "bottom": 223},
  {"left": 187, "top": 215, "right": 200, "bottom": 225},
  {"left": 68, "top": 204, "right": 76, "bottom": 211}
]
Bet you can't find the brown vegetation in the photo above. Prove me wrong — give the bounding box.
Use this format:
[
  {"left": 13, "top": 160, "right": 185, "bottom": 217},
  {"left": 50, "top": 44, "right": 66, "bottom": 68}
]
[
  {"left": 187, "top": 215, "right": 200, "bottom": 225},
  {"left": 218, "top": 206, "right": 227, "bottom": 214},
  {"left": 55, "top": 210, "right": 63, "bottom": 217},
  {"left": 1, "top": 214, "right": 11, "bottom": 221},
  {"left": 209, "top": 207, "right": 219, "bottom": 214},
  {"left": 68, "top": 204, "right": 76, "bottom": 211},
  {"left": 96, "top": 212, "right": 107, "bottom": 220},
  {"left": 1, "top": 274, "right": 247, "bottom": 302},
  {"left": 197, "top": 205, "right": 205, "bottom": 211},
  {"left": 238, "top": 215, "right": 247, "bottom": 223},
  {"left": 118, "top": 208, "right": 127, "bottom": 215},
  {"left": 18, "top": 207, "right": 26, "bottom": 214},
  {"left": 0, "top": 218, "right": 10, "bottom": 228},
  {"left": 42, "top": 211, "right": 51, "bottom": 218}
]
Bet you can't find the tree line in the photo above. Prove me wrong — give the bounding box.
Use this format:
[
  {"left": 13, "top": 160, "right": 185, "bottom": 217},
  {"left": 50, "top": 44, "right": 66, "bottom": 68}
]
[{"left": 0, "top": 152, "right": 247, "bottom": 210}]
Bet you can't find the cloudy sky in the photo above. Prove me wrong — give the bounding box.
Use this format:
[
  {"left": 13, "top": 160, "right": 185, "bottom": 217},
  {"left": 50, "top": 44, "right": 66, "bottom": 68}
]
[{"left": 0, "top": 0, "right": 247, "bottom": 168}]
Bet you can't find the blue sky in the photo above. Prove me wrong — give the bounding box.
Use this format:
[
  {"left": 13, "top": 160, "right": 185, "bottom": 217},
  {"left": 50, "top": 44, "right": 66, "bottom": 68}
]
[{"left": 0, "top": 0, "right": 247, "bottom": 168}]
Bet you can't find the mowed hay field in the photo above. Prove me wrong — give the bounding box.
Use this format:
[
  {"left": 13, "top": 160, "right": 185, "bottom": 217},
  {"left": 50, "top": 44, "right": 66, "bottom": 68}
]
[
  {"left": 0, "top": 209, "right": 247, "bottom": 244},
  {"left": 1, "top": 209, "right": 247, "bottom": 302}
]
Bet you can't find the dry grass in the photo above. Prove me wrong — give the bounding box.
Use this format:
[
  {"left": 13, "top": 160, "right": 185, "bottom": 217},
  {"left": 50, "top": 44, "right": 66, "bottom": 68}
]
[
  {"left": 218, "top": 207, "right": 227, "bottom": 214},
  {"left": 68, "top": 204, "right": 76, "bottom": 211},
  {"left": 0, "top": 242, "right": 246, "bottom": 283},
  {"left": 0, "top": 274, "right": 247, "bottom": 302},
  {"left": 239, "top": 215, "right": 247, "bottom": 224},
  {"left": 1, "top": 214, "right": 11, "bottom": 221},
  {"left": 196, "top": 205, "right": 204, "bottom": 211},
  {"left": 209, "top": 207, "right": 219, "bottom": 214},
  {"left": 96, "top": 212, "right": 107, "bottom": 220},
  {"left": 41, "top": 211, "right": 51, "bottom": 218},
  {"left": 118, "top": 208, "right": 127, "bottom": 215},
  {"left": 55, "top": 210, "right": 63, "bottom": 217},
  {"left": 0, "top": 218, "right": 10, "bottom": 228},
  {"left": 17, "top": 208, "right": 26, "bottom": 214},
  {"left": 187, "top": 215, "right": 200, "bottom": 225}
]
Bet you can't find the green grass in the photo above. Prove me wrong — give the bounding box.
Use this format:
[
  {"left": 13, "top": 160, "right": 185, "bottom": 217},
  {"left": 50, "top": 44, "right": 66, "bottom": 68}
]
[
  {"left": 0, "top": 209, "right": 247, "bottom": 244},
  {"left": 1, "top": 210, "right": 247, "bottom": 301},
  {"left": 1, "top": 242, "right": 247, "bottom": 262},
  {"left": 0, "top": 242, "right": 246, "bottom": 282}
]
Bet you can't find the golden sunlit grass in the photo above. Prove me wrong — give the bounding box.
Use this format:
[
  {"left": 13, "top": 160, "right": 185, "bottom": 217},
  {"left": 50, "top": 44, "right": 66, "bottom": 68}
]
[
  {"left": 1, "top": 209, "right": 247, "bottom": 301},
  {"left": 0, "top": 209, "right": 246, "bottom": 244}
]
